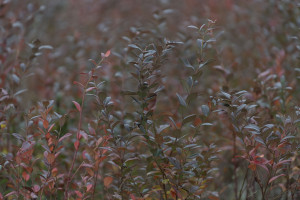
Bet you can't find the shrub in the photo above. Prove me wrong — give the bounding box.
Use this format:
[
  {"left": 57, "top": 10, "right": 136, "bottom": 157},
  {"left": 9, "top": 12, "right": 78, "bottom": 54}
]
[{"left": 0, "top": 0, "right": 299, "bottom": 199}]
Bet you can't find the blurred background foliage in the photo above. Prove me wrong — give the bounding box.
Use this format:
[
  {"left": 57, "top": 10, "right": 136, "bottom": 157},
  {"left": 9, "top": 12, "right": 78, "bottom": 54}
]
[{"left": 1, "top": 0, "right": 300, "bottom": 108}]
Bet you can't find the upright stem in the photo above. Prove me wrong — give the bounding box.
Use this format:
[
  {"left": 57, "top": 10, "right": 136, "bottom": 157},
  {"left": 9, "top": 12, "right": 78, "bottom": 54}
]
[
  {"left": 238, "top": 167, "right": 248, "bottom": 200},
  {"left": 92, "top": 159, "right": 101, "bottom": 200},
  {"left": 233, "top": 131, "right": 238, "bottom": 200},
  {"left": 254, "top": 170, "right": 265, "bottom": 200},
  {"left": 64, "top": 92, "right": 85, "bottom": 199},
  {"left": 285, "top": 166, "right": 290, "bottom": 200}
]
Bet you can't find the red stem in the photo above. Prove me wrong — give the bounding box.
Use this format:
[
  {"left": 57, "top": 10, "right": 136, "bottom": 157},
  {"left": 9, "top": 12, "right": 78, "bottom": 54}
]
[{"left": 64, "top": 90, "right": 86, "bottom": 199}]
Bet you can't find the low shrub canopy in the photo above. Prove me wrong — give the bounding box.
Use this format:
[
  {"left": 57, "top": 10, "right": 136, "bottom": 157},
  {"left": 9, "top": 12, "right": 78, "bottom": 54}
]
[{"left": 0, "top": 0, "right": 299, "bottom": 199}]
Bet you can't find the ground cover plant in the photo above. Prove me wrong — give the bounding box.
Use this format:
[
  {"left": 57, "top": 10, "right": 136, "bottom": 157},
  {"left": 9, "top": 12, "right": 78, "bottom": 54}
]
[{"left": 0, "top": 0, "right": 299, "bottom": 199}]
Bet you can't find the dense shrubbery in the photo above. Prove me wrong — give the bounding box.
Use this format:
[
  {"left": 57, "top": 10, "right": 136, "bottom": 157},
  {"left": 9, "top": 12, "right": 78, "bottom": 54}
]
[{"left": 0, "top": 0, "right": 299, "bottom": 199}]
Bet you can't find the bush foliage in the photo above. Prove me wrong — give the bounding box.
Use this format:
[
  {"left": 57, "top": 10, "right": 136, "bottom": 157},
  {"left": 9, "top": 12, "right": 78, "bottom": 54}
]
[{"left": 0, "top": 0, "right": 299, "bottom": 199}]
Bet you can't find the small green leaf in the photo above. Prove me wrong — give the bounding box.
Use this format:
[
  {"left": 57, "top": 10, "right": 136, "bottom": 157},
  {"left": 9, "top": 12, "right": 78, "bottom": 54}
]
[
  {"left": 219, "top": 91, "right": 231, "bottom": 99},
  {"left": 125, "top": 157, "right": 139, "bottom": 167},
  {"left": 38, "top": 45, "right": 53, "bottom": 50},
  {"left": 138, "top": 124, "right": 146, "bottom": 134},
  {"left": 103, "top": 97, "right": 112, "bottom": 106},
  {"left": 201, "top": 105, "right": 210, "bottom": 117},
  {"left": 244, "top": 124, "right": 260, "bottom": 133},
  {"left": 197, "top": 39, "right": 203, "bottom": 49},
  {"left": 96, "top": 81, "right": 106, "bottom": 89},
  {"left": 255, "top": 137, "right": 265, "bottom": 145},
  {"left": 280, "top": 135, "right": 295, "bottom": 142},
  {"left": 168, "top": 116, "right": 178, "bottom": 129},
  {"left": 14, "top": 89, "right": 27, "bottom": 97},
  {"left": 183, "top": 59, "right": 195, "bottom": 70},
  {"left": 128, "top": 44, "right": 141, "bottom": 51},
  {"left": 158, "top": 124, "right": 170, "bottom": 133},
  {"left": 187, "top": 25, "right": 199, "bottom": 30},
  {"left": 182, "top": 114, "right": 196, "bottom": 125},
  {"left": 206, "top": 38, "right": 216, "bottom": 43},
  {"left": 176, "top": 93, "right": 187, "bottom": 107},
  {"left": 201, "top": 123, "right": 213, "bottom": 126}
]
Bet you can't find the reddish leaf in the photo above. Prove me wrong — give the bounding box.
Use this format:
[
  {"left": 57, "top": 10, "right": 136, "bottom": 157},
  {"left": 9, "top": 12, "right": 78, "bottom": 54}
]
[
  {"left": 275, "top": 159, "right": 291, "bottom": 168},
  {"left": 79, "top": 130, "right": 88, "bottom": 140},
  {"left": 82, "top": 163, "right": 94, "bottom": 168},
  {"left": 86, "top": 87, "right": 96, "bottom": 92},
  {"left": 74, "top": 140, "right": 80, "bottom": 150},
  {"left": 48, "top": 180, "right": 55, "bottom": 190},
  {"left": 48, "top": 123, "right": 55, "bottom": 132},
  {"left": 4, "top": 191, "right": 17, "bottom": 198},
  {"left": 97, "top": 155, "right": 107, "bottom": 163},
  {"left": 274, "top": 99, "right": 280, "bottom": 106},
  {"left": 170, "top": 188, "right": 177, "bottom": 199},
  {"left": 86, "top": 168, "right": 94, "bottom": 176},
  {"left": 52, "top": 168, "right": 58, "bottom": 176},
  {"left": 104, "top": 176, "right": 113, "bottom": 188},
  {"left": 249, "top": 145, "right": 260, "bottom": 157},
  {"left": 88, "top": 59, "right": 97, "bottom": 66},
  {"left": 88, "top": 125, "right": 96, "bottom": 135},
  {"left": 130, "top": 194, "right": 136, "bottom": 200},
  {"left": 72, "top": 101, "right": 81, "bottom": 112},
  {"left": 45, "top": 132, "right": 51, "bottom": 139},
  {"left": 25, "top": 166, "right": 33, "bottom": 174},
  {"left": 46, "top": 106, "right": 53, "bottom": 115},
  {"left": 248, "top": 162, "right": 256, "bottom": 171},
  {"left": 43, "top": 120, "right": 49, "bottom": 129},
  {"left": 104, "top": 50, "right": 111, "bottom": 57},
  {"left": 208, "top": 196, "right": 220, "bottom": 200},
  {"left": 58, "top": 133, "right": 72, "bottom": 142},
  {"left": 102, "top": 149, "right": 108, "bottom": 155},
  {"left": 86, "top": 184, "right": 93, "bottom": 192},
  {"left": 73, "top": 81, "right": 84, "bottom": 88},
  {"left": 96, "top": 137, "right": 103, "bottom": 147},
  {"left": 33, "top": 185, "right": 40, "bottom": 193},
  {"left": 44, "top": 152, "right": 55, "bottom": 165},
  {"left": 176, "top": 122, "right": 182, "bottom": 129},
  {"left": 269, "top": 174, "right": 285, "bottom": 184},
  {"left": 193, "top": 117, "right": 202, "bottom": 126},
  {"left": 22, "top": 171, "right": 30, "bottom": 181},
  {"left": 75, "top": 190, "right": 83, "bottom": 198}
]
